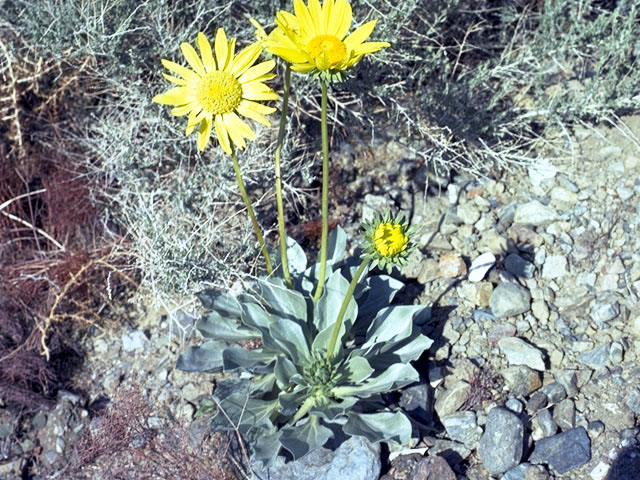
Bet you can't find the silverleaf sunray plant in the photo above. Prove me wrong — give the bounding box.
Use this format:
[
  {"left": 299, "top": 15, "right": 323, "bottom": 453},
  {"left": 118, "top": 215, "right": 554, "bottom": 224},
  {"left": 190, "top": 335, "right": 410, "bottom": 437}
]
[{"left": 153, "top": 0, "right": 432, "bottom": 469}]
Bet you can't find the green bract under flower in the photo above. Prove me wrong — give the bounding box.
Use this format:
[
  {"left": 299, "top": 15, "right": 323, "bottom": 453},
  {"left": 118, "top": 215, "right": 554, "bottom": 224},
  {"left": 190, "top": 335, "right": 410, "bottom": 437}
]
[
  {"left": 177, "top": 228, "right": 432, "bottom": 466},
  {"left": 362, "top": 212, "right": 415, "bottom": 273}
]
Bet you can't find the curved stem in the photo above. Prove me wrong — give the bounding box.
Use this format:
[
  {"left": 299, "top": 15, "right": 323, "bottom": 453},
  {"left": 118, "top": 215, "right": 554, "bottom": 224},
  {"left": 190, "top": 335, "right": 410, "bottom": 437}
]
[
  {"left": 231, "top": 150, "right": 273, "bottom": 275},
  {"left": 326, "top": 258, "right": 370, "bottom": 362},
  {"left": 313, "top": 80, "right": 330, "bottom": 301},
  {"left": 275, "top": 65, "right": 292, "bottom": 288}
]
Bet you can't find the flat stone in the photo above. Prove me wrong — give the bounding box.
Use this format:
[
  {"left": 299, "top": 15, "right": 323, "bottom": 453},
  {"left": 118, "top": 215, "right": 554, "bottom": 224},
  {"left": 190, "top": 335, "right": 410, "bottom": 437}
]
[
  {"left": 553, "top": 399, "right": 576, "bottom": 431},
  {"left": 590, "top": 462, "right": 611, "bottom": 480},
  {"left": 532, "top": 408, "right": 557, "bottom": 440},
  {"left": 540, "top": 382, "right": 567, "bottom": 403},
  {"left": 399, "top": 380, "right": 432, "bottom": 425},
  {"left": 488, "top": 323, "right": 517, "bottom": 347},
  {"left": 502, "top": 463, "right": 550, "bottom": 480},
  {"left": 529, "top": 427, "right": 591, "bottom": 474},
  {"left": 625, "top": 386, "right": 640, "bottom": 414},
  {"left": 577, "top": 343, "right": 611, "bottom": 369},
  {"left": 253, "top": 435, "right": 380, "bottom": 480},
  {"left": 408, "top": 455, "right": 456, "bottom": 480},
  {"left": 121, "top": 330, "right": 150, "bottom": 352},
  {"left": 435, "top": 381, "right": 470, "bottom": 417},
  {"left": 498, "top": 337, "right": 546, "bottom": 371},
  {"left": 457, "top": 203, "right": 481, "bottom": 225},
  {"left": 541, "top": 255, "right": 568, "bottom": 279},
  {"left": 503, "top": 366, "right": 542, "bottom": 397},
  {"left": 553, "top": 370, "right": 579, "bottom": 397},
  {"left": 468, "top": 252, "right": 496, "bottom": 282},
  {"left": 550, "top": 186, "right": 578, "bottom": 205},
  {"left": 528, "top": 159, "right": 558, "bottom": 186},
  {"left": 441, "top": 411, "right": 482, "bottom": 448},
  {"left": 490, "top": 283, "right": 531, "bottom": 319},
  {"left": 527, "top": 391, "right": 549, "bottom": 414},
  {"left": 504, "top": 253, "right": 536, "bottom": 279},
  {"left": 438, "top": 254, "right": 467, "bottom": 278},
  {"left": 531, "top": 300, "right": 550, "bottom": 323},
  {"left": 609, "top": 342, "right": 624, "bottom": 364},
  {"left": 477, "top": 407, "right": 524, "bottom": 475},
  {"left": 514, "top": 200, "right": 559, "bottom": 226},
  {"left": 591, "top": 303, "right": 619, "bottom": 328}
]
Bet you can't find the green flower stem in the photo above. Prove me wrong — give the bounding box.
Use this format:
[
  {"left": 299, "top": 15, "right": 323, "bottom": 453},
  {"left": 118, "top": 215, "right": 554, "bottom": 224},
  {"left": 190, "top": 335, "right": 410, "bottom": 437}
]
[
  {"left": 326, "top": 258, "right": 370, "bottom": 362},
  {"left": 313, "top": 80, "right": 330, "bottom": 301},
  {"left": 231, "top": 149, "right": 273, "bottom": 275},
  {"left": 275, "top": 65, "right": 292, "bottom": 288}
]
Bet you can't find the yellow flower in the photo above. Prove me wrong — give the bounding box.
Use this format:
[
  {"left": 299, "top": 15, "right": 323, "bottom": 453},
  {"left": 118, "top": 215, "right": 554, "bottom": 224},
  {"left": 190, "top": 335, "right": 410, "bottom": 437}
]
[
  {"left": 265, "top": 0, "right": 390, "bottom": 75},
  {"left": 362, "top": 213, "right": 413, "bottom": 273},
  {"left": 153, "top": 28, "right": 279, "bottom": 154},
  {"left": 373, "top": 222, "right": 408, "bottom": 258}
]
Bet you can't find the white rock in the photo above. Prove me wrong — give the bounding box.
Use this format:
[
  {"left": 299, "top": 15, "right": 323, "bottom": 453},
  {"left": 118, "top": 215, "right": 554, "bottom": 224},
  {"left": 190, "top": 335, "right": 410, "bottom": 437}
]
[
  {"left": 528, "top": 159, "right": 557, "bottom": 187},
  {"left": 590, "top": 462, "right": 611, "bottom": 480},
  {"left": 514, "top": 200, "right": 559, "bottom": 226},
  {"left": 468, "top": 252, "right": 497, "bottom": 282},
  {"left": 542, "top": 255, "right": 568, "bottom": 279},
  {"left": 498, "top": 337, "right": 546, "bottom": 371}
]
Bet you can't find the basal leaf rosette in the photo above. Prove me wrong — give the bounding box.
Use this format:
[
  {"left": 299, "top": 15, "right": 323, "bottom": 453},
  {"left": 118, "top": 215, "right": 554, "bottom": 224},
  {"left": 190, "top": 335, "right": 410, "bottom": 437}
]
[
  {"left": 152, "top": 28, "right": 279, "bottom": 153},
  {"left": 177, "top": 230, "right": 432, "bottom": 467},
  {"left": 362, "top": 212, "right": 414, "bottom": 274},
  {"left": 263, "top": 0, "right": 390, "bottom": 81}
]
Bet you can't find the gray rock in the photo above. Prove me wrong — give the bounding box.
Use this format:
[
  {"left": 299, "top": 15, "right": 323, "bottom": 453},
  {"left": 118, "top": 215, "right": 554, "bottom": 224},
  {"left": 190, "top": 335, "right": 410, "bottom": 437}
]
[
  {"left": 435, "top": 381, "right": 470, "bottom": 417},
  {"left": 441, "top": 411, "right": 482, "bottom": 448},
  {"left": 362, "top": 194, "right": 393, "bottom": 222},
  {"left": 408, "top": 455, "right": 456, "bottom": 480},
  {"left": 527, "top": 391, "right": 548, "bottom": 414},
  {"left": 253, "top": 436, "right": 381, "bottom": 480},
  {"left": 490, "top": 283, "right": 531, "bottom": 319},
  {"left": 540, "top": 382, "right": 567, "bottom": 404},
  {"left": 577, "top": 343, "right": 611, "bottom": 369},
  {"left": 616, "top": 185, "right": 635, "bottom": 201},
  {"left": 541, "top": 255, "right": 567, "bottom": 279},
  {"left": 550, "top": 186, "right": 578, "bottom": 205},
  {"left": 504, "top": 254, "right": 536, "bottom": 279},
  {"left": 457, "top": 203, "right": 481, "bottom": 225},
  {"left": 514, "top": 201, "right": 559, "bottom": 226},
  {"left": 399, "top": 380, "right": 432, "bottom": 425},
  {"left": 477, "top": 407, "right": 524, "bottom": 475},
  {"left": 553, "top": 399, "right": 576, "bottom": 431},
  {"left": 503, "top": 366, "right": 542, "bottom": 397},
  {"left": 468, "top": 252, "right": 496, "bottom": 282},
  {"left": 534, "top": 408, "right": 557, "bottom": 439},
  {"left": 505, "top": 397, "right": 523, "bottom": 414},
  {"left": 498, "top": 337, "right": 546, "bottom": 371},
  {"left": 428, "top": 440, "right": 471, "bottom": 466},
  {"left": 626, "top": 386, "right": 640, "bottom": 414},
  {"left": 586, "top": 421, "right": 605, "bottom": 438},
  {"left": 553, "top": 370, "right": 579, "bottom": 397},
  {"left": 609, "top": 342, "right": 624, "bottom": 364},
  {"left": 591, "top": 303, "right": 619, "bottom": 328},
  {"left": 122, "top": 330, "right": 149, "bottom": 352},
  {"left": 529, "top": 427, "right": 591, "bottom": 474},
  {"left": 502, "top": 463, "right": 550, "bottom": 480}
]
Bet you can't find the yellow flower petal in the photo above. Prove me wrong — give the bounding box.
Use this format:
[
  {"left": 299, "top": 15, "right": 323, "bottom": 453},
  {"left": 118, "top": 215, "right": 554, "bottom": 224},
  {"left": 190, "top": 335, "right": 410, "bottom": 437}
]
[
  {"left": 238, "top": 60, "right": 276, "bottom": 84},
  {"left": 171, "top": 104, "right": 193, "bottom": 116},
  {"left": 230, "top": 43, "right": 262, "bottom": 76},
  {"left": 229, "top": 112, "right": 256, "bottom": 141},
  {"left": 293, "top": 0, "right": 316, "bottom": 38},
  {"left": 197, "top": 116, "right": 213, "bottom": 151},
  {"left": 180, "top": 42, "right": 205, "bottom": 76},
  {"left": 224, "top": 112, "right": 247, "bottom": 151},
  {"left": 308, "top": 0, "right": 323, "bottom": 33},
  {"left": 161, "top": 59, "right": 200, "bottom": 81},
  {"left": 197, "top": 32, "right": 215, "bottom": 73},
  {"left": 321, "top": 0, "right": 333, "bottom": 32},
  {"left": 344, "top": 20, "right": 377, "bottom": 50},
  {"left": 242, "top": 82, "right": 279, "bottom": 101},
  {"left": 335, "top": 0, "right": 352, "bottom": 39},
  {"left": 162, "top": 72, "right": 187, "bottom": 85},
  {"left": 214, "top": 114, "right": 232, "bottom": 155},
  {"left": 237, "top": 100, "right": 275, "bottom": 127},
  {"left": 152, "top": 86, "right": 191, "bottom": 105},
  {"left": 353, "top": 41, "right": 390, "bottom": 56},
  {"left": 214, "top": 28, "right": 229, "bottom": 71}
]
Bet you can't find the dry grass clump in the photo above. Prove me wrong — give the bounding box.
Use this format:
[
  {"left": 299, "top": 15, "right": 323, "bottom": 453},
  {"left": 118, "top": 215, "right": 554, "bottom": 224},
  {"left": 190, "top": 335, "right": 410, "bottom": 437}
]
[{"left": 66, "top": 384, "right": 236, "bottom": 480}]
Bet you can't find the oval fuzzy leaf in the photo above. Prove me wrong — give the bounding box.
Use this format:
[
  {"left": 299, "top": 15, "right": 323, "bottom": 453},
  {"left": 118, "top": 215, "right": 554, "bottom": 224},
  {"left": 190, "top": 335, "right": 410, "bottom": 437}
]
[
  {"left": 286, "top": 235, "right": 307, "bottom": 276},
  {"left": 366, "top": 331, "right": 434, "bottom": 369},
  {"left": 279, "top": 386, "right": 311, "bottom": 416},
  {"left": 211, "top": 392, "right": 278, "bottom": 435},
  {"left": 327, "top": 225, "right": 347, "bottom": 265},
  {"left": 314, "top": 270, "right": 356, "bottom": 333},
  {"left": 222, "top": 346, "right": 275, "bottom": 374},
  {"left": 256, "top": 278, "right": 308, "bottom": 322},
  {"left": 196, "top": 310, "right": 260, "bottom": 341},
  {"left": 363, "top": 305, "right": 429, "bottom": 349},
  {"left": 339, "top": 356, "right": 374, "bottom": 383},
  {"left": 197, "top": 290, "right": 242, "bottom": 317},
  {"left": 176, "top": 340, "right": 226, "bottom": 373},
  {"left": 344, "top": 410, "right": 412, "bottom": 445},
  {"left": 354, "top": 275, "right": 405, "bottom": 324},
  {"left": 332, "top": 363, "right": 419, "bottom": 398},
  {"left": 280, "top": 414, "right": 332, "bottom": 460},
  {"left": 274, "top": 355, "right": 300, "bottom": 388},
  {"left": 269, "top": 318, "right": 311, "bottom": 364}
]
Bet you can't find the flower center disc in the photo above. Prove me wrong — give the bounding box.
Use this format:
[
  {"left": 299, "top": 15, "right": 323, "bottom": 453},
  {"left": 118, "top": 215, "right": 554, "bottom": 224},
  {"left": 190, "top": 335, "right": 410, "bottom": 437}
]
[
  {"left": 307, "top": 35, "right": 347, "bottom": 66},
  {"left": 374, "top": 223, "right": 408, "bottom": 257},
  {"left": 196, "top": 71, "right": 242, "bottom": 115}
]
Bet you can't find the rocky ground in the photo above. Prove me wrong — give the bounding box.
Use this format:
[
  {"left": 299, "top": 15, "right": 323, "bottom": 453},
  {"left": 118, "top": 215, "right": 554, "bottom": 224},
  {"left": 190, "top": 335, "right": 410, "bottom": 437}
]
[{"left": 2, "top": 115, "right": 639, "bottom": 479}]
